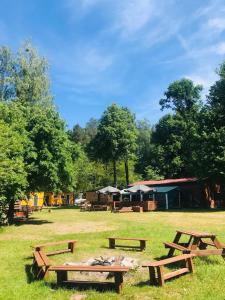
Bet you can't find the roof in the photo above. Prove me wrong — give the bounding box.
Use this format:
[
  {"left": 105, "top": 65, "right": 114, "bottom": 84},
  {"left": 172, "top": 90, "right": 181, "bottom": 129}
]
[
  {"left": 130, "top": 177, "right": 198, "bottom": 186},
  {"left": 127, "top": 184, "right": 154, "bottom": 193},
  {"left": 154, "top": 186, "right": 179, "bottom": 193}
]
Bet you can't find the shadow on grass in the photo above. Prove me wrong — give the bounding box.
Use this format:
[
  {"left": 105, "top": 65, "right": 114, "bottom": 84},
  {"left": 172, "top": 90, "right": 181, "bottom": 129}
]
[
  {"left": 158, "top": 208, "right": 225, "bottom": 213},
  {"left": 49, "top": 281, "right": 116, "bottom": 293},
  {"left": 25, "top": 264, "right": 36, "bottom": 283},
  {"left": 14, "top": 217, "right": 53, "bottom": 226}
]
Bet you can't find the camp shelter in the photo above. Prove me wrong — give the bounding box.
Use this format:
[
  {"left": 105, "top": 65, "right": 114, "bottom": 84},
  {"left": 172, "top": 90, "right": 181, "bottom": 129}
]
[
  {"left": 20, "top": 192, "right": 44, "bottom": 207},
  {"left": 153, "top": 186, "right": 180, "bottom": 210},
  {"left": 44, "top": 192, "right": 74, "bottom": 206},
  {"left": 61, "top": 192, "right": 74, "bottom": 205}
]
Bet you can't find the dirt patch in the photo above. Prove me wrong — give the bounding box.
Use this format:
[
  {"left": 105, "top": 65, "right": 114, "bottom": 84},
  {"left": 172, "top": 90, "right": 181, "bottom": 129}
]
[{"left": 47, "top": 221, "right": 117, "bottom": 235}]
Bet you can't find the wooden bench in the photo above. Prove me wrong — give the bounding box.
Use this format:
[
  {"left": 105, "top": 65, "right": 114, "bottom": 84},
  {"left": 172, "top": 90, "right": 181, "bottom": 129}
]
[
  {"left": 33, "top": 240, "right": 77, "bottom": 256},
  {"left": 32, "top": 250, "right": 52, "bottom": 279},
  {"left": 116, "top": 207, "right": 133, "bottom": 213},
  {"left": 50, "top": 265, "right": 129, "bottom": 294},
  {"left": 142, "top": 254, "right": 195, "bottom": 286},
  {"left": 108, "top": 237, "right": 147, "bottom": 251}
]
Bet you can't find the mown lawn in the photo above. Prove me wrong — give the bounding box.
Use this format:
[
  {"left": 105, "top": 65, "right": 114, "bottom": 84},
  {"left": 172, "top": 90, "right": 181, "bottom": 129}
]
[{"left": 0, "top": 208, "right": 225, "bottom": 300}]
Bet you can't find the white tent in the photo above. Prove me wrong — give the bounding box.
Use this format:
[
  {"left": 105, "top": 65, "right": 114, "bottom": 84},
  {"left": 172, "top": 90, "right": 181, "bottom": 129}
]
[
  {"left": 127, "top": 184, "right": 154, "bottom": 201},
  {"left": 98, "top": 186, "right": 120, "bottom": 194}
]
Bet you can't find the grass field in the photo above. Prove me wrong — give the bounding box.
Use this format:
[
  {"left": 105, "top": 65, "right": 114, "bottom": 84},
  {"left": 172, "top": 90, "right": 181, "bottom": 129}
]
[{"left": 0, "top": 208, "right": 225, "bottom": 300}]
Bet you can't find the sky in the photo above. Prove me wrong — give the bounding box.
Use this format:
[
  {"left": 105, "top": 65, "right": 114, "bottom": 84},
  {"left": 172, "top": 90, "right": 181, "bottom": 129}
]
[{"left": 0, "top": 0, "right": 225, "bottom": 128}]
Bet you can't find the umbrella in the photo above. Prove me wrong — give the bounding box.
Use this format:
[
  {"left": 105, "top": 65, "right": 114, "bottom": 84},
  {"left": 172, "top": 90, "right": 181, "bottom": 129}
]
[
  {"left": 127, "top": 184, "right": 154, "bottom": 193},
  {"left": 98, "top": 186, "right": 121, "bottom": 194}
]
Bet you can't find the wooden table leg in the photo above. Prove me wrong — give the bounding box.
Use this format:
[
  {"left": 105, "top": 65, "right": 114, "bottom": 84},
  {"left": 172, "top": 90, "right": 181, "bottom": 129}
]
[
  {"left": 156, "top": 266, "right": 164, "bottom": 286},
  {"left": 114, "top": 272, "right": 123, "bottom": 294},
  {"left": 56, "top": 271, "right": 68, "bottom": 285},
  {"left": 149, "top": 267, "right": 157, "bottom": 285},
  {"left": 168, "top": 232, "right": 181, "bottom": 257},
  {"left": 109, "top": 238, "right": 115, "bottom": 249},
  {"left": 186, "top": 257, "right": 194, "bottom": 273},
  {"left": 140, "top": 240, "right": 146, "bottom": 251},
  {"left": 212, "top": 236, "right": 225, "bottom": 260},
  {"left": 68, "top": 241, "right": 75, "bottom": 253}
]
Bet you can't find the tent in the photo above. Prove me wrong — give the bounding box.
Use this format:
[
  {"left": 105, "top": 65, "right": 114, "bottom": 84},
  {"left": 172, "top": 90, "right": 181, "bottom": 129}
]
[
  {"left": 98, "top": 186, "right": 120, "bottom": 194},
  {"left": 127, "top": 184, "right": 154, "bottom": 201},
  {"left": 153, "top": 186, "right": 180, "bottom": 209}
]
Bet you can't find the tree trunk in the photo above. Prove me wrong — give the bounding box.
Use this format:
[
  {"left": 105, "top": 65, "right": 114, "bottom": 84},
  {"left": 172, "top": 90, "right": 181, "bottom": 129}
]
[
  {"left": 113, "top": 159, "right": 117, "bottom": 188},
  {"left": 124, "top": 159, "right": 129, "bottom": 187},
  {"left": 7, "top": 199, "right": 15, "bottom": 225}
]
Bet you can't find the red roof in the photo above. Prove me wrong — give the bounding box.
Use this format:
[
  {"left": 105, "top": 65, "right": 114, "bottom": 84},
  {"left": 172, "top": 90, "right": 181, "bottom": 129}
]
[{"left": 130, "top": 177, "right": 198, "bottom": 186}]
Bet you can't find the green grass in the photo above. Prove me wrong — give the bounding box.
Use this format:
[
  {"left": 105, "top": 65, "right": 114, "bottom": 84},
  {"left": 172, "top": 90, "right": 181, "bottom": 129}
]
[{"left": 0, "top": 208, "right": 225, "bottom": 300}]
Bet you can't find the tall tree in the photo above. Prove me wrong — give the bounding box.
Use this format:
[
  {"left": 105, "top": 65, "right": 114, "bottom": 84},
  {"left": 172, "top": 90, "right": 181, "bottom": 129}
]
[
  {"left": 159, "top": 78, "right": 202, "bottom": 115},
  {"left": 90, "top": 104, "right": 137, "bottom": 187}
]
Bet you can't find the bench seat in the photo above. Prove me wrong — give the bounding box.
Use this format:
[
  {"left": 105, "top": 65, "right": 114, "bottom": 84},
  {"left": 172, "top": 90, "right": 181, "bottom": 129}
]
[
  {"left": 49, "top": 265, "right": 130, "bottom": 294},
  {"left": 143, "top": 254, "right": 195, "bottom": 286}
]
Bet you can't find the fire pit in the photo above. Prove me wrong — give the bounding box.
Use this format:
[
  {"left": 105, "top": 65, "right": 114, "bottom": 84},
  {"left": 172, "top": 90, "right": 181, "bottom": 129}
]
[{"left": 64, "top": 256, "right": 139, "bottom": 279}]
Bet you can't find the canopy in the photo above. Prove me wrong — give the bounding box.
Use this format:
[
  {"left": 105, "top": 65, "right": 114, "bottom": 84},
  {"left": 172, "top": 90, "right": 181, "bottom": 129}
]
[
  {"left": 98, "top": 186, "right": 120, "bottom": 194},
  {"left": 154, "top": 186, "right": 179, "bottom": 193},
  {"left": 127, "top": 184, "right": 154, "bottom": 193},
  {"left": 120, "top": 189, "right": 130, "bottom": 195}
]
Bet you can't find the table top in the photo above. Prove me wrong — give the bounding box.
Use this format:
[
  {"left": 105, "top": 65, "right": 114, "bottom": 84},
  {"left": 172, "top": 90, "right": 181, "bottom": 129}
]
[{"left": 176, "top": 229, "right": 216, "bottom": 238}]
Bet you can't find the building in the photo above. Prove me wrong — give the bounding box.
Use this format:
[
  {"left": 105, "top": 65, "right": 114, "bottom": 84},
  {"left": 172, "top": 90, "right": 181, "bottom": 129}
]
[{"left": 130, "top": 178, "right": 225, "bottom": 209}]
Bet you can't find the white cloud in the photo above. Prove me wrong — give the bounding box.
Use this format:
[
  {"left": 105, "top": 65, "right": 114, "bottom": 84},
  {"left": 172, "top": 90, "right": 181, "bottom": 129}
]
[
  {"left": 214, "top": 42, "right": 225, "bottom": 55},
  {"left": 117, "top": 0, "right": 155, "bottom": 36},
  {"left": 208, "top": 18, "right": 225, "bottom": 32}
]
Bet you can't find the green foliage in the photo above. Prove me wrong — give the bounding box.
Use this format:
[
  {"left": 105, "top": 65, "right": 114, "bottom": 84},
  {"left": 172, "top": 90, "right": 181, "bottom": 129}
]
[
  {"left": 89, "top": 103, "right": 137, "bottom": 186},
  {"left": 159, "top": 78, "right": 203, "bottom": 115}
]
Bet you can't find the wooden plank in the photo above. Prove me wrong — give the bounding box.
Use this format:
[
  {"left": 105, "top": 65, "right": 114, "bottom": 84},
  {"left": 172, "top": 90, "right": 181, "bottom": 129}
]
[
  {"left": 164, "top": 242, "right": 188, "bottom": 251},
  {"left": 33, "top": 240, "right": 77, "bottom": 248},
  {"left": 46, "top": 249, "right": 71, "bottom": 256},
  {"left": 163, "top": 268, "right": 189, "bottom": 280},
  {"left": 39, "top": 251, "right": 51, "bottom": 266},
  {"left": 108, "top": 237, "right": 148, "bottom": 241},
  {"left": 113, "top": 245, "right": 142, "bottom": 249},
  {"left": 50, "top": 265, "right": 129, "bottom": 272},
  {"left": 142, "top": 254, "right": 195, "bottom": 267},
  {"left": 33, "top": 251, "right": 45, "bottom": 267},
  {"left": 176, "top": 230, "right": 215, "bottom": 238},
  {"left": 189, "top": 249, "right": 225, "bottom": 256}
]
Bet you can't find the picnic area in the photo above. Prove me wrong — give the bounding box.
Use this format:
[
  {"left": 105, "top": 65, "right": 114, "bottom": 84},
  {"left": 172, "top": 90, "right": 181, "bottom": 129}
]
[{"left": 1, "top": 208, "right": 225, "bottom": 300}]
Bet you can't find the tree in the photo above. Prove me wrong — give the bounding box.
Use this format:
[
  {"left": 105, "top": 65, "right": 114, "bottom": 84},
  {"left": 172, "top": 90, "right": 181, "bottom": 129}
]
[
  {"left": 159, "top": 78, "right": 202, "bottom": 115},
  {"left": 0, "top": 47, "right": 15, "bottom": 101},
  {"left": 0, "top": 102, "right": 27, "bottom": 224},
  {"left": 89, "top": 104, "right": 137, "bottom": 187},
  {"left": 196, "top": 61, "right": 225, "bottom": 182}
]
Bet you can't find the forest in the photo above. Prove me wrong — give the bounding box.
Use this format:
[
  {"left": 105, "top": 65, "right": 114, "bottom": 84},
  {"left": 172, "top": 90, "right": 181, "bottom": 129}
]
[{"left": 1, "top": 42, "right": 225, "bottom": 223}]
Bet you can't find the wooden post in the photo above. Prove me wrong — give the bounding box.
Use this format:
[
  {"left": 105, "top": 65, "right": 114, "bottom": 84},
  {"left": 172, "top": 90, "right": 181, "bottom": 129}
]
[
  {"left": 186, "top": 257, "right": 194, "bottom": 273},
  {"left": 140, "top": 240, "right": 146, "bottom": 251},
  {"left": 156, "top": 266, "right": 165, "bottom": 286},
  {"left": 68, "top": 241, "right": 75, "bottom": 253},
  {"left": 165, "top": 193, "right": 169, "bottom": 210},
  {"left": 109, "top": 238, "right": 115, "bottom": 249},
  {"left": 56, "top": 271, "right": 68, "bottom": 285},
  {"left": 114, "top": 272, "right": 123, "bottom": 294},
  {"left": 179, "top": 191, "right": 181, "bottom": 208},
  {"left": 168, "top": 232, "right": 182, "bottom": 257},
  {"left": 149, "top": 267, "right": 157, "bottom": 285}
]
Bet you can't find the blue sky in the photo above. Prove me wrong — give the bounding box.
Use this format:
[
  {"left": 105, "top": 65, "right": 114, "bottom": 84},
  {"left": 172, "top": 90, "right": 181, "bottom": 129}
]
[{"left": 1, "top": 0, "right": 225, "bottom": 128}]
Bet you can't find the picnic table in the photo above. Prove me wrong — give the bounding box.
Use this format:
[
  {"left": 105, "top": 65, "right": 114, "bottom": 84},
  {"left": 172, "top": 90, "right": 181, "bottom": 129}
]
[{"left": 165, "top": 229, "right": 225, "bottom": 258}]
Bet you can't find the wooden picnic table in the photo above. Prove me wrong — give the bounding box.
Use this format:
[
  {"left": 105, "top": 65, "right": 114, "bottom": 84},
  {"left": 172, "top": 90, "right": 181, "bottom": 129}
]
[{"left": 165, "top": 229, "right": 225, "bottom": 258}]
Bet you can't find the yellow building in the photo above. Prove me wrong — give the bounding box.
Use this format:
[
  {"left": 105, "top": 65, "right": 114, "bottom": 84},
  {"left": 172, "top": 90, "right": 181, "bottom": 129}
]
[
  {"left": 44, "top": 192, "right": 74, "bottom": 206},
  {"left": 20, "top": 192, "right": 44, "bottom": 207}
]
